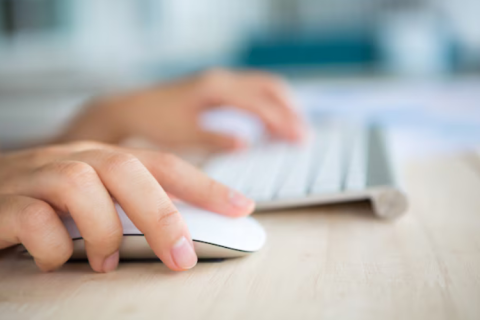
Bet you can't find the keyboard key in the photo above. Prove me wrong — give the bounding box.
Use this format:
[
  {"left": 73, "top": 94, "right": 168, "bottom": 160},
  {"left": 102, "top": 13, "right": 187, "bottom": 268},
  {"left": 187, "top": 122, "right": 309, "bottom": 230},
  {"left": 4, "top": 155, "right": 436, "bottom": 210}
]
[
  {"left": 243, "top": 143, "right": 288, "bottom": 201},
  {"left": 277, "top": 139, "right": 316, "bottom": 199},
  {"left": 201, "top": 121, "right": 405, "bottom": 218},
  {"left": 310, "top": 127, "right": 343, "bottom": 194},
  {"left": 345, "top": 127, "right": 368, "bottom": 191},
  {"left": 204, "top": 151, "right": 252, "bottom": 189}
]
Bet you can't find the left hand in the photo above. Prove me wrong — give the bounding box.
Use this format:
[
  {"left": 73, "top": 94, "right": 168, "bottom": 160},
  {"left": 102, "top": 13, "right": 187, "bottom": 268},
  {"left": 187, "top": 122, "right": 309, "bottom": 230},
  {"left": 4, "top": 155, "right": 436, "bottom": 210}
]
[
  {"left": 58, "top": 69, "right": 305, "bottom": 151},
  {"left": 0, "top": 141, "right": 255, "bottom": 272}
]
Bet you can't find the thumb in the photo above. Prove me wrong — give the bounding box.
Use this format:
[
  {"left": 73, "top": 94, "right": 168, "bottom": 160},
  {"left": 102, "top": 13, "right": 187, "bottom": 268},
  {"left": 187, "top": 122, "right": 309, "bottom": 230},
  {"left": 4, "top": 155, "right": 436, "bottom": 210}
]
[{"left": 196, "top": 131, "right": 246, "bottom": 152}]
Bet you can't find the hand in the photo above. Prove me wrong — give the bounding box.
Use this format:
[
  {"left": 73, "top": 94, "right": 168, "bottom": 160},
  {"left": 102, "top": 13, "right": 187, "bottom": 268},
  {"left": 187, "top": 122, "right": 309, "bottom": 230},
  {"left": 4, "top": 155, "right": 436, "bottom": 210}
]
[
  {"left": 0, "top": 141, "right": 254, "bottom": 272},
  {"left": 59, "top": 69, "right": 305, "bottom": 150}
]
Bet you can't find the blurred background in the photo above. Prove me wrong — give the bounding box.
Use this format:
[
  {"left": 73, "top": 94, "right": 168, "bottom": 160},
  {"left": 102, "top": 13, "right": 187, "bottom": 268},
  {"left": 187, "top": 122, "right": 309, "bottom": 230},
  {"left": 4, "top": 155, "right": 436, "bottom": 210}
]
[{"left": 0, "top": 0, "right": 479, "bottom": 150}]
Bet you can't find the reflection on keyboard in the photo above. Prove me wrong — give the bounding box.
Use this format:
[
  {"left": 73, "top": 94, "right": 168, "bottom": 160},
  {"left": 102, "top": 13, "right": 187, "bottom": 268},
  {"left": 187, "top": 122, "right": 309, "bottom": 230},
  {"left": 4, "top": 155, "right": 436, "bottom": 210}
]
[{"left": 203, "top": 121, "right": 408, "bottom": 219}]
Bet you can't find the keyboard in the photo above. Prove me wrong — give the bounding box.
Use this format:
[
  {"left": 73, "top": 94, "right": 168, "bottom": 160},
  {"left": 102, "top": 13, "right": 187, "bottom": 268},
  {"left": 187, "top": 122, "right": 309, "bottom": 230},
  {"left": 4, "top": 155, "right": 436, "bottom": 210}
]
[{"left": 203, "top": 121, "right": 407, "bottom": 219}]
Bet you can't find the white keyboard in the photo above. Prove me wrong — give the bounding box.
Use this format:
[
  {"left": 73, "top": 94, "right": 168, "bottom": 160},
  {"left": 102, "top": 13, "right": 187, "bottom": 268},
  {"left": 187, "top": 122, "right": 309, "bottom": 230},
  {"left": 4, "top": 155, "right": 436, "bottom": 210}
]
[{"left": 203, "top": 121, "right": 407, "bottom": 219}]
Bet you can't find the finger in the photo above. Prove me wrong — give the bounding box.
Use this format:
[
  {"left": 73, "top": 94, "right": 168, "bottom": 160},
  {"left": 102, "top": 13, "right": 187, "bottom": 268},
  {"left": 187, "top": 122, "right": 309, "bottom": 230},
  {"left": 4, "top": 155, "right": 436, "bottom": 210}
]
[
  {"left": 198, "top": 69, "right": 305, "bottom": 142},
  {"left": 15, "top": 160, "right": 122, "bottom": 273},
  {"left": 243, "top": 72, "right": 297, "bottom": 106},
  {"left": 222, "top": 91, "right": 302, "bottom": 141},
  {"left": 247, "top": 74, "right": 306, "bottom": 140},
  {"left": 166, "top": 192, "right": 178, "bottom": 201},
  {"left": 262, "top": 80, "right": 305, "bottom": 128},
  {"left": 125, "top": 150, "right": 255, "bottom": 217},
  {"left": 0, "top": 195, "right": 73, "bottom": 271},
  {"left": 195, "top": 131, "right": 246, "bottom": 152},
  {"left": 72, "top": 150, "right": 197, "bottom": 271},
  {"left": 198, "top": 70, "right": 299, "bottom": 140}
]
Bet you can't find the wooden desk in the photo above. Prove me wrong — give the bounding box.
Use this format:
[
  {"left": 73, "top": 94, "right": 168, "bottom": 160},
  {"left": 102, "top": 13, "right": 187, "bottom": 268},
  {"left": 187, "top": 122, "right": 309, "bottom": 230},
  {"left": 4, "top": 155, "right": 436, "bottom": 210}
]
[{"left": 1, "top": 154, "right": 480, "bottom": 320}]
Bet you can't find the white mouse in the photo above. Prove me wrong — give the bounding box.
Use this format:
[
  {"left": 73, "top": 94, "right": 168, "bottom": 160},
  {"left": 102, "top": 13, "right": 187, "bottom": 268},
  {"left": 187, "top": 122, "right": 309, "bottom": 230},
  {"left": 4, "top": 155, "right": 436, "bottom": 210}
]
[{"left": 62, "top": 203, "right": 267, "bottom": 260}]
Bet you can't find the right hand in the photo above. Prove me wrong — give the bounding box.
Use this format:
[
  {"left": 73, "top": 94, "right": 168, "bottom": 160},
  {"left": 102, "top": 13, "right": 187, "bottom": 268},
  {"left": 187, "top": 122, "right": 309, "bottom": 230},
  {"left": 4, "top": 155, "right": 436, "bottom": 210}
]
[{"left": 0, "top": 141, "right": 254, "bottom": 272}]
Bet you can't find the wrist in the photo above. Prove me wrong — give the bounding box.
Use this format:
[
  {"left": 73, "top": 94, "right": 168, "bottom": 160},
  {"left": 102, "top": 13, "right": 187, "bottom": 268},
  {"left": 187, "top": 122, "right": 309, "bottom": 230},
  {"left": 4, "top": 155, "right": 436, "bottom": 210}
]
[{"left": 56, "top": 96, "right": 128, "bottom": 144}]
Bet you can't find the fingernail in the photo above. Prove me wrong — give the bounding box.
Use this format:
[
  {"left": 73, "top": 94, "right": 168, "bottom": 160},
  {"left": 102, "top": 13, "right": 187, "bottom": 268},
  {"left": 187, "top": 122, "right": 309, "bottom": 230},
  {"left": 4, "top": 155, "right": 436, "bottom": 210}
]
[
  {"left": 229, "top": 190, "right": 255, "bottom": 209},
  {"left": 103, "top": 251, "right": 119, "bottom": 273},
  {"left": 172, "top": 237, "right": 197, "bottom": 270}
]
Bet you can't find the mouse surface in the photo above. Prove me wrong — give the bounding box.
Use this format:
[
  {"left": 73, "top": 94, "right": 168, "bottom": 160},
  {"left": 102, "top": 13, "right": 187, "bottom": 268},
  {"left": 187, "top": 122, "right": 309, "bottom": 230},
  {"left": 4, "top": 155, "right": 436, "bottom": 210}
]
[{"left": 62, "top": 203, "right": 267, "bottom": 260}]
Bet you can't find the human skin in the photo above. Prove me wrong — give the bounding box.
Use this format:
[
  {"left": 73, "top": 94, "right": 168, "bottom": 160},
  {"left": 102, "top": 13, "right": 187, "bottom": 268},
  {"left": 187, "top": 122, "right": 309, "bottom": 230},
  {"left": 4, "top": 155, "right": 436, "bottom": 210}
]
[
  {"left": 0, "top": 69, "right": 305, "bottom": 273},
  {"left": 0, "top": 141, "right": 255, "bottom": 272},
  {"left": 58, "top": 69, "right": 305, "bottom": 150}
]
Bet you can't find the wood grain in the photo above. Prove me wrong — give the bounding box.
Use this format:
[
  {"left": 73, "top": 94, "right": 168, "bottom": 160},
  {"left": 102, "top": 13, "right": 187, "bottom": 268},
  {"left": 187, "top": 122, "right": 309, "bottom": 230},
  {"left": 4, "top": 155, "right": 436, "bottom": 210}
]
[{"left": 1, "top": 154, "right": 480, "bottom": 320}]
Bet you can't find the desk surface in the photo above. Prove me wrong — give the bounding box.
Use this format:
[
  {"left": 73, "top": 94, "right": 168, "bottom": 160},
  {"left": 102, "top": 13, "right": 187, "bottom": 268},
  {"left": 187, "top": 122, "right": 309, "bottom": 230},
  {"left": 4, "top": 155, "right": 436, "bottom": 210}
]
[{"left": 1, "top": 154, "right": 480, "bottom": 320}]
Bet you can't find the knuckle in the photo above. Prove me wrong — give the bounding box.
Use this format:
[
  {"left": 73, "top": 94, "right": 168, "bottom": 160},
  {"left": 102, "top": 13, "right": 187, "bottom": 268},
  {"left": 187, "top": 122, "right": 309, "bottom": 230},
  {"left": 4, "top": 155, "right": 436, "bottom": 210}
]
[
  {"left": 156, "top": 208, "right": 182, "bottom": 229},
  {"left": 202, "top": 68, "right": 229, "bottom": 81},
  {"left": 261, "top": 74, "right": 285, "bottom": 90},
  {"left": 28, "top": 148, "right": 52, "bottom": 165},
  {"left": 103, "top": 152, "right": 140, "bottom": 174},
  {"left": 50, "top": 161, "right": 98, "bottom": 189},
  {"left": 198, "top": 68, "right": 230, "bottom": 91},
  {"left": 246, "top": 71, "right": 284, "bottom": 89},
  {"left": 24, "top": 146, "right": 66, "bottom": 168}
]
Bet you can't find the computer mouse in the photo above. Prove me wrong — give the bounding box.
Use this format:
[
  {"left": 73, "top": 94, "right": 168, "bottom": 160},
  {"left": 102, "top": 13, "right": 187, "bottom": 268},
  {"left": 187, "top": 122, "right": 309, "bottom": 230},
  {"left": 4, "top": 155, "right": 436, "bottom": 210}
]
[{"left": 62, "top": 203, "right": 267, "bottom": 260}]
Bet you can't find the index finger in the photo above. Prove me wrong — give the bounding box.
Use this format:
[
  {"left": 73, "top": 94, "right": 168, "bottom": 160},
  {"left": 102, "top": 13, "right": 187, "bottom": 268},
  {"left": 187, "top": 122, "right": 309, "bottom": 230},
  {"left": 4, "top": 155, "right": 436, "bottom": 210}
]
[
  {"left": 246, "top": 73, "right": 306, "bottom": 137},
  {"left": 72, "top": 150, "right": 197, "bottom": 271},
  {"left": 125, "top": 150, "right": 255, "bottom": 218}
]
